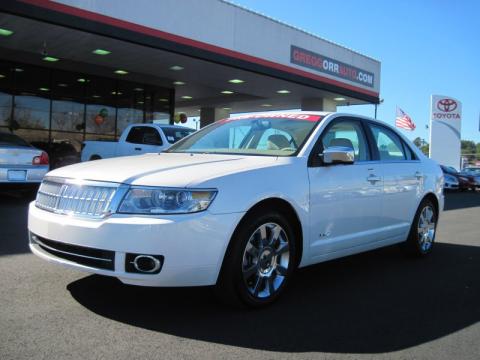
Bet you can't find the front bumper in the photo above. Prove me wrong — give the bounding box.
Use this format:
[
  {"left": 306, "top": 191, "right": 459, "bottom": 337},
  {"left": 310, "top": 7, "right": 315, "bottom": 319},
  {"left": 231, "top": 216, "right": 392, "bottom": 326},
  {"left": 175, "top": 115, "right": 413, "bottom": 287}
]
[{"left": 28, "top": 202, "right": 244, "bottom": 287}]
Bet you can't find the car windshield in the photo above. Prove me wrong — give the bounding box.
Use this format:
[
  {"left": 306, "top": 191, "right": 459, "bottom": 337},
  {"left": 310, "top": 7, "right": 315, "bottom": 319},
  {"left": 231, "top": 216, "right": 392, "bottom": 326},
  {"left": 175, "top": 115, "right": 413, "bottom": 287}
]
[
  {"left": 463, "top": 167, "right": 480, "bottom": 175},
  {"left": 441, "top": 165, "right": 458, "bottom": 174},
  {"left": 167, "top": 114, "right": 323, "bottom": 156},
  {"left": 0, "top": 132, "right": 31, "bottom": 147},
  {"left": 162, "top": 127, "right": 196, "bottom": 144}
]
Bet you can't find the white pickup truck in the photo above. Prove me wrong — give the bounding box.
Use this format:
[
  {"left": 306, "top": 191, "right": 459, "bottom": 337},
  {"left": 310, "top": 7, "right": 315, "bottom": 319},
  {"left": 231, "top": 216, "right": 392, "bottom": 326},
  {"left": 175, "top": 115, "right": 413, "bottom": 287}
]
[{"left": 81, "top": 124, "right": 195, "bottom": 161}]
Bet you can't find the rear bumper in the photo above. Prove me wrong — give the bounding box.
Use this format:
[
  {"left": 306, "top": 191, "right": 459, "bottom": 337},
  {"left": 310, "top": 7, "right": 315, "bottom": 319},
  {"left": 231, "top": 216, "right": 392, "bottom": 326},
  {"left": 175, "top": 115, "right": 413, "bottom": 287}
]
[{"left": 0, "top": 165, "right": 48, "bottom": 183}]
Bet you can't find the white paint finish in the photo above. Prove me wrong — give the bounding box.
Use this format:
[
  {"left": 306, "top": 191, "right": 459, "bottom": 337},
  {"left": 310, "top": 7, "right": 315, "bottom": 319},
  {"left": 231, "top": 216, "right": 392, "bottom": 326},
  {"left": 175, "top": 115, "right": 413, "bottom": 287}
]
[
  {"left": 28, "top": 112, "right": 443, "bottom": 287},
  {"left": 29, "top": 203, "right": 243, "bottom": 286},
  {"left": 379, "top": 162, "right": 423, "bottom": 238},
  {"left": 308, "top": 163, "right": 383, "bottom": 259},
  {"left": 52, "top": 0, "right": 380, "bottom": 93},
  {"left": 429, "top": 95, "right": 462, "bottom": 170}
]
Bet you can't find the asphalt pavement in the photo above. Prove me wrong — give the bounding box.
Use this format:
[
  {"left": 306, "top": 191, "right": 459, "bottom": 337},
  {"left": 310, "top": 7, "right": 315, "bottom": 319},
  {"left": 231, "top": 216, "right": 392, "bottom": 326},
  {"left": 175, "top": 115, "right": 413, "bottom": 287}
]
[{"left": 0, "top": 190, "right": 479, "bottom": 360}]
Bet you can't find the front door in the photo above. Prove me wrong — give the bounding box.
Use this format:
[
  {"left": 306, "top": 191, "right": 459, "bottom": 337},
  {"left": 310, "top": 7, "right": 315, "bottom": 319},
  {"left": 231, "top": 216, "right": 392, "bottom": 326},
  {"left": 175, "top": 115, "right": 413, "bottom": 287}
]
[{"left": 308, "top": 118, "right": 384, "bottom": 260}]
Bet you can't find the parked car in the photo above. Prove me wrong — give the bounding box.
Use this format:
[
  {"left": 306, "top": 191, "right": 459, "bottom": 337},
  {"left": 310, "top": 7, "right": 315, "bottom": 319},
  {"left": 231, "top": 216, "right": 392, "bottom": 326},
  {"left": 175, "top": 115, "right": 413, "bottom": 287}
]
[
  {"left": 29, "top": 112, "right": 443, "bottom": 307},
  {"left": 81, "top": 124, "right": 195, "bottom": 161},
  {"left": 460, "top": 167, "right": 480, "bottom": 190},
  {"left": 440, "top": 165, "right": 475, "bottom": 191},
  {"left": 443, "top": 173, "right": 459, "bottom": 191},
  {"left": 0, "top": 131, "right": 49, "bottom": 191},
  {"left": 31, "top": 140, "right": 81, "bottom": 169}
]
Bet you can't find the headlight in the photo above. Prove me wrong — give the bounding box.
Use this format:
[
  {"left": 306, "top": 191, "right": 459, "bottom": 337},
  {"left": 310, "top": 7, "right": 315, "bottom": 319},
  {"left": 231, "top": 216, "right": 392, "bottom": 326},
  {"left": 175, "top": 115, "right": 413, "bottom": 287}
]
[
  {"left": 444, "top": 175, "right": 458, "bottom": 184},
  {"left": 118, "top": 187, "right": 217, "bottom": 214}
]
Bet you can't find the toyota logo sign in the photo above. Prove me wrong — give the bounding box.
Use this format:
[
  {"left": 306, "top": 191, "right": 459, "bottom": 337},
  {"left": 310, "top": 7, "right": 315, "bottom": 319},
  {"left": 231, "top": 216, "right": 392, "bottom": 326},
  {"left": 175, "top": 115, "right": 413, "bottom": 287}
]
[{"left": 437, "top": 98, "right": 458, "bottom": 112}]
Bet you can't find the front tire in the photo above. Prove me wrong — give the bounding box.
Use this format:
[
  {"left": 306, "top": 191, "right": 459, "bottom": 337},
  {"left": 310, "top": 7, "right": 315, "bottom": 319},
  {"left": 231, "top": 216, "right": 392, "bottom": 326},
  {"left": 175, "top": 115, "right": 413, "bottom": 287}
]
[
  {"left": 215, "top": 210, "right": 297, "bottom": 308},
  {"left": 403, "top": 198, "right": 438, "bottom": 256}
]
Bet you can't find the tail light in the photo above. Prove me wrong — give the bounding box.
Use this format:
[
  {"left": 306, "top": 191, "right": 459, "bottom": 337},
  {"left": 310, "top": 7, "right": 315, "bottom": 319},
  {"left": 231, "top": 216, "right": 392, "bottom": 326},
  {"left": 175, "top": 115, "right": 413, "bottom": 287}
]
[{"left": 33, "top": 151, "right": 49, "bottom": 165}]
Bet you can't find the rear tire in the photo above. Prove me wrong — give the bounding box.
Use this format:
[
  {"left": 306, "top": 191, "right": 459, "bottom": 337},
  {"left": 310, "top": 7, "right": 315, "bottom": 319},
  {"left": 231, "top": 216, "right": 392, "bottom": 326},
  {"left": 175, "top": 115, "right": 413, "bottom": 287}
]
[
  {"left": 402, "top": 198, "right": 438, "bottom": 257},
  {"left": 215, "top": 210, "right": 297, "bottom": 308}
]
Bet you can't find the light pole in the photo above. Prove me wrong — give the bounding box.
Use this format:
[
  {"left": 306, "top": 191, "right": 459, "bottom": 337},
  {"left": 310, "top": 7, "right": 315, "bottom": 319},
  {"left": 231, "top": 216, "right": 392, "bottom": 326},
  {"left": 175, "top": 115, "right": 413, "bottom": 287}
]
[{"left": 374, "top": 98, "right": 384, "bottom": 119}]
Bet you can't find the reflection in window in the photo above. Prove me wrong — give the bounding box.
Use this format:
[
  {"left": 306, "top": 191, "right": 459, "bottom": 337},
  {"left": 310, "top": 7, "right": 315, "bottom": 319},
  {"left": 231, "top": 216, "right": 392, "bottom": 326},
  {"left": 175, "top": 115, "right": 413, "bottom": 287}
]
[
  {"left": 86, "top": 104, "right": 115, "bottom": 135},
  {"left": 51, "top": 100, "right": 84, "bottom": 132},
  {"left": 146, "top": 88, "right": 171, "bottom": 124},
  {"left": 321, "top": 121, "right": 369, "bottom": 161},
  {"left": 0, "top": 92, "right": 12, "bottom": 127},
  {"left": 13, "top": 128, "right": 49, "bottom": 144},
  {"left": 85, "top": 76, "right": 116, "bottom": 135},
  {"left": 370, "top": 125, "right": 406, "bottom": 161},
  {"left": 13, "top": 95, "right": 50, "bottom": 130}
]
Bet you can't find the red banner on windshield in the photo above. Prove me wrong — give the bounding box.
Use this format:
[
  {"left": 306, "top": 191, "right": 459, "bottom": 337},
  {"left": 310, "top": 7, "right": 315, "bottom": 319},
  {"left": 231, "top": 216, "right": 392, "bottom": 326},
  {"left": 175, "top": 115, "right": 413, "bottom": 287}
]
[{"left": 222, "top": 113, "right": 323, "bottom": 123}]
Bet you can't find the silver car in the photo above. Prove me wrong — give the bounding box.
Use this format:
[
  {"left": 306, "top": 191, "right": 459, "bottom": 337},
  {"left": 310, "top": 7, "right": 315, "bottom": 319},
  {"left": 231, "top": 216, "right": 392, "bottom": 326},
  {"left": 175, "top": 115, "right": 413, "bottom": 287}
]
[{"left": 0, "top": 132, "right": 49, "bottom": 186}]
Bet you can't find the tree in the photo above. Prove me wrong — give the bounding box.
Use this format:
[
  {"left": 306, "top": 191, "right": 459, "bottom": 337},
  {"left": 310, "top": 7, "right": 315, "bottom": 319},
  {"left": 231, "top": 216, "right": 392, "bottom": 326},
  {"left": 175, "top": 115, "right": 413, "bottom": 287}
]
[
  {"left": 413, "top": 137, "right": 422, "bottom": 148},
  {"left": 420, "top": 143, "right": 429, "bottom": 156},
  {"left": 412, "top": 137, "right": 429, "bottom": 156},
  {"left": 461, "top": 140, "right": 476, "bottom": 155}
]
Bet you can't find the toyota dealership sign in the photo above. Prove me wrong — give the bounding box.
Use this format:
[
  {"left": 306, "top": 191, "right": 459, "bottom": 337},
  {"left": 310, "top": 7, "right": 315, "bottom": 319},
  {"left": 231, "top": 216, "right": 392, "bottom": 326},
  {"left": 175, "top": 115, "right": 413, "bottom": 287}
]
[{"left": 429, "top": 95, "right": 462, "bottom": 169}]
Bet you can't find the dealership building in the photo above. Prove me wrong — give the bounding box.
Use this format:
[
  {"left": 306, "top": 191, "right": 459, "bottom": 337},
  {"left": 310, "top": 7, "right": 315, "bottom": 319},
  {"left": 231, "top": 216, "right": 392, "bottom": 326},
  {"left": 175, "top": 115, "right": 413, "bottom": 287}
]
[{"left": 0, "top": 0, "right": 381, "bottom": 153}]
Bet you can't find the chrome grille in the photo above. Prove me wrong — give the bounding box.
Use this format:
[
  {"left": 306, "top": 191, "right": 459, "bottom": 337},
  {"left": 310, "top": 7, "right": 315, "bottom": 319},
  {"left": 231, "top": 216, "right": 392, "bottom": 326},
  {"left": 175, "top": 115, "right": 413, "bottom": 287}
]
[{"left": 36, "top": 179, "right": 118, "bottom": 218}]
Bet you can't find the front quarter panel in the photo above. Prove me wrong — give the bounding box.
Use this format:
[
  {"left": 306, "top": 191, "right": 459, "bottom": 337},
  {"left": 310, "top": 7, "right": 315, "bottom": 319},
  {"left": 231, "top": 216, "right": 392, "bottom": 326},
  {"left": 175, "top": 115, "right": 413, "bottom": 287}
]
[{"left": 195, "top": 157, "right": 312, "bottom": 266}]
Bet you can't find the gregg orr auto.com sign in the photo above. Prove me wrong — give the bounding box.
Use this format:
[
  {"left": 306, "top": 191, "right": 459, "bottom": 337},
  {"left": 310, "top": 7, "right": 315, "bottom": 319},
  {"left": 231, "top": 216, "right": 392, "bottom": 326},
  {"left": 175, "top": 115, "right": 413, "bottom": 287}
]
[{"left": 290, "top": 45, "right": 374, "bottom": 88}]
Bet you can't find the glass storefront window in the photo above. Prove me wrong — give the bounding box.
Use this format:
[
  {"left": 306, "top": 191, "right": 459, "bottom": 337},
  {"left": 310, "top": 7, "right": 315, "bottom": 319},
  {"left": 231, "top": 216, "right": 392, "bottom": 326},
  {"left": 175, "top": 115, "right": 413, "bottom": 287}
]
[
  {"left": 13, "top": 64, "right": 51, "bottom": 130},
  {"left": 13, "top": 95, "right": 50, "bottom": 130},
  {"left": 117, "top": 81, "right": 144, "bottom": 134},
  {"left": 85, "top": 77, "right": 116, "bottom": 135},
  {"left": 13, "top": 128, "right": 49, "bottom": 144},
  {"left": 146, "top": 88, "right": 171, "bottom": 124},
  {"left": 0, "top": 60, "right": 173, "bottom": 154},
  {"left": 51, "top": 100, "right": 84, "bottom": 132},
  {"left": 0, "top": 62, "right": 13, "bottom": 128},
  {"left": 0, "top": 92, "right": 12, "bottom": 128},
  {"left": 51, "top": 70, "right": 85, "bottom": 132}
]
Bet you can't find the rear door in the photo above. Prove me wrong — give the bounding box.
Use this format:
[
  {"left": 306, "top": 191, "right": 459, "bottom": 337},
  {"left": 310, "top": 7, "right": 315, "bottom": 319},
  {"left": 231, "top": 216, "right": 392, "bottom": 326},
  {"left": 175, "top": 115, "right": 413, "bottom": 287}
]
[
  {"left": 366, "top": 122, "right": 422, "bottom": 240},
  {"left": 307, "top": 117, "right": 384, "bottom": 259},
  {"left": 119, "top": 126, "right": 163, "bottom": 156}
]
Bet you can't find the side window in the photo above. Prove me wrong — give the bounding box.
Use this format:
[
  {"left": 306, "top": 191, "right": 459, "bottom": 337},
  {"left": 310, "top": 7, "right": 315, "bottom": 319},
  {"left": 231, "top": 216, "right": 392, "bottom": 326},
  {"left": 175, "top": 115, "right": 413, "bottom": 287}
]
[
  {"left": 369, "top": 124, "right": 406, "bottom": 161},
  {"left": 126, "top": 127, "right": 162, "bottom": 145},
  {"left": 402, "top": 141, "right": 417, "bottom": 160},
  {"left": 321, "top": 120, "right": 370, "bottom": 161},
  {"left": 257, "top": 128, "right": 294, "bottom": 150}
]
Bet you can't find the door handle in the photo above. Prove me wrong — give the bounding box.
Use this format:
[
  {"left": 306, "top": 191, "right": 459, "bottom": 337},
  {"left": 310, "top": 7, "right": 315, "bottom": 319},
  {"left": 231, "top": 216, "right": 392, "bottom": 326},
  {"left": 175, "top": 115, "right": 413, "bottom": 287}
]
[
  {"left": 367, "top": 174, "right": 381, "bottom": 184},
  {"left": 415, "top": 171, "right": 423, "bottom": 179},
  {"left": 135, "top": 147, "right": 142, "bottom": 151}
]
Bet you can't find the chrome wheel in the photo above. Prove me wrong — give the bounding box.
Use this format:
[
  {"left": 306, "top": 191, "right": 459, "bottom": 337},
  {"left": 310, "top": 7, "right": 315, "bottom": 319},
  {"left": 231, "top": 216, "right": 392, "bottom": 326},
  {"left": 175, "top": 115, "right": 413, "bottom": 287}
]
[
  {"left": 417, "top": 205, "right": 436, "bottom": 252},
  {"left": 242, "top": 222, "right": 290, "bottom": 299}
]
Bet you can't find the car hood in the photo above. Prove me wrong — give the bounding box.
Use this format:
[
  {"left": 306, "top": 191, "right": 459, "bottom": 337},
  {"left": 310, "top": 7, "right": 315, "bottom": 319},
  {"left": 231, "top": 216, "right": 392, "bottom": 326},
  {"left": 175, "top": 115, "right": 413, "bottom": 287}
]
[{"left": 46, "top": 152, "right": 281, "bottom": 187}]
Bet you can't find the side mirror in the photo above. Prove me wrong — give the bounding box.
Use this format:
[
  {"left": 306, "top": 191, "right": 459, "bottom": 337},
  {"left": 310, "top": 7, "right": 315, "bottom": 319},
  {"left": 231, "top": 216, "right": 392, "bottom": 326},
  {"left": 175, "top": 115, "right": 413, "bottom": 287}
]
[{"left": 321, "top": 146, "right": 354, "bottom": 165}]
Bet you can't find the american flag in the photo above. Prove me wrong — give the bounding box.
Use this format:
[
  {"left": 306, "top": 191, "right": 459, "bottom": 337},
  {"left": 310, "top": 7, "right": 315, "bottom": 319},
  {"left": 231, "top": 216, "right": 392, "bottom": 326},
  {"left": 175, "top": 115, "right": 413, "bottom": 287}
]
[{"left": 395, "top": 107, "right": 416, "bottom": 131}]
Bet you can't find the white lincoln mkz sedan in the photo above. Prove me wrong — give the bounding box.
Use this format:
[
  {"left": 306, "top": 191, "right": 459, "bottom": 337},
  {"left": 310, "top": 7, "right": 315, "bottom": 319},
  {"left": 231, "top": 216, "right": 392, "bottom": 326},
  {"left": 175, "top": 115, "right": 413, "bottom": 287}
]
[{"left": 28, "top": 112, "right": 443, "bottom": 307}]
